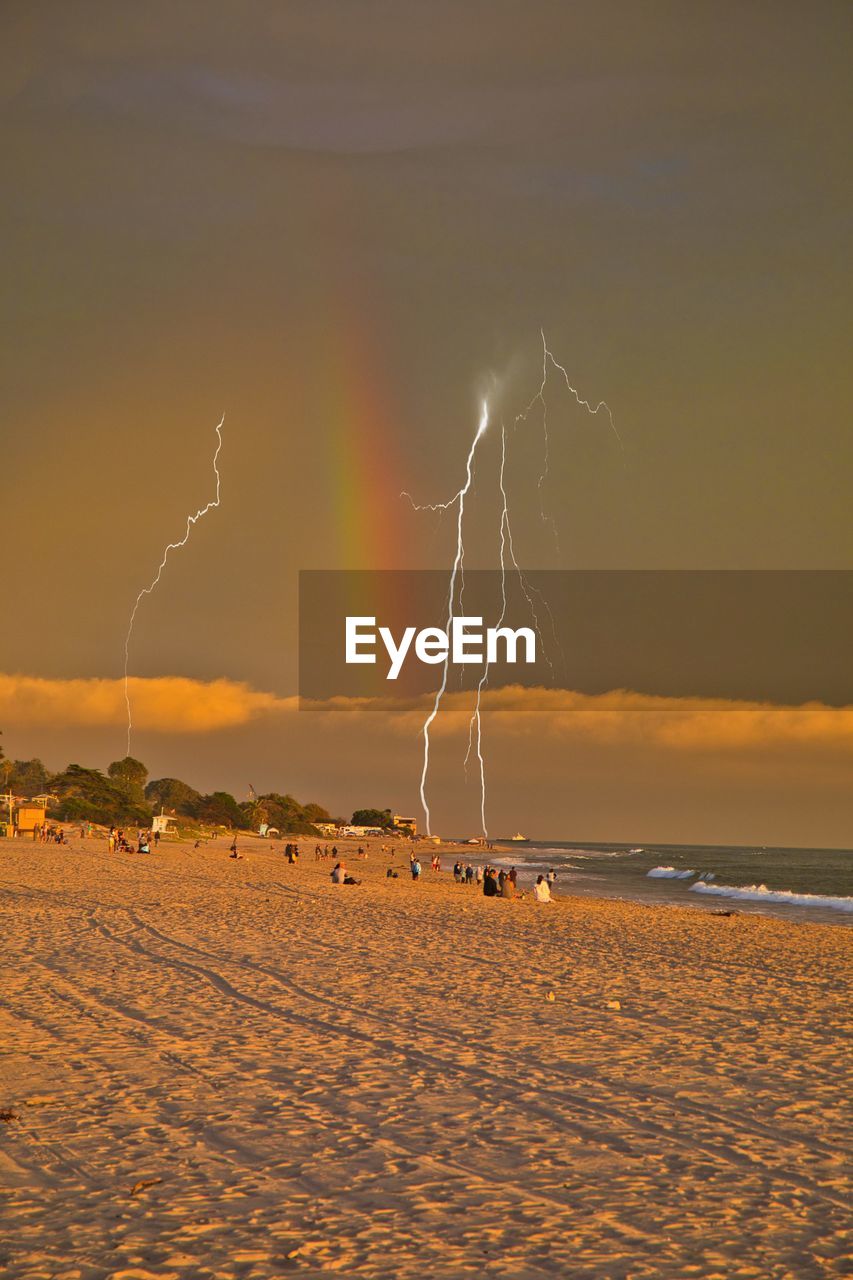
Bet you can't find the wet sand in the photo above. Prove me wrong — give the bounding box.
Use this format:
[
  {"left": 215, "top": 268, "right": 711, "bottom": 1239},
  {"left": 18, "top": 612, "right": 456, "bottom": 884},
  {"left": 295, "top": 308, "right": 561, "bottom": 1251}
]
[{"left": 1, "top": 835, "right": 850, "bottom": 1278}]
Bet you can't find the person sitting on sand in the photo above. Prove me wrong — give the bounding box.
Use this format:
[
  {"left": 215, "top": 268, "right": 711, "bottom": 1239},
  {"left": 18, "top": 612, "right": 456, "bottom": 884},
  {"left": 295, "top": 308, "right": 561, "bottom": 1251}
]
[
  {"left": 533, "top": 874, "right": 551, "bottom": 903},
  {"left": 501, "top": 872, "right": 515, "bottom": 898},
  {"left": 331, "top": 862, "right": 346, "bottom": 884},
  {"left": 483, "top": 868, "right": 498, "bottom": 897},
  {"left": 343, "top": 873, "right": 361, "bottom": 885}
]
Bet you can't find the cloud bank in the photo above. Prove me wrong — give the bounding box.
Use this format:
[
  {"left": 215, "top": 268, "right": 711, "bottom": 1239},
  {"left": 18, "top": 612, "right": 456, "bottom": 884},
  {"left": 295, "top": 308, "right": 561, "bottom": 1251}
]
[
  {"left": 0, "top": 673, "right": 295, "bottom": 733},
  {"left": 2, "top": 673, "right": 852, "bottom": 756}
]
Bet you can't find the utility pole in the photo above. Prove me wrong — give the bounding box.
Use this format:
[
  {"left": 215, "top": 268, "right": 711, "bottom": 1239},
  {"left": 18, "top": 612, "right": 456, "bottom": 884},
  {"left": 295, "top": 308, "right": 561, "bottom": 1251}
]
[{"left": 2, "top": 789, "right": 14, "bottom": 836}]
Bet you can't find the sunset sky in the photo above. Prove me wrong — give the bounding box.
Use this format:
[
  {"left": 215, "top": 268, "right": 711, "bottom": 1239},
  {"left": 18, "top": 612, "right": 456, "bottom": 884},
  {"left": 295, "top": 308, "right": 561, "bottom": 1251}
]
[{"left": 3, "top": 2, "right": 851, "bottom": 843}]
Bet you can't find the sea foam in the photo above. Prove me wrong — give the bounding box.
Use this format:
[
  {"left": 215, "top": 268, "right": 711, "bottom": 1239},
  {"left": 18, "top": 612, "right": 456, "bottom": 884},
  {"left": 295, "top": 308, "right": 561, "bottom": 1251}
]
[
  {"left": 647, "top": 866, "right": 696, "bottom": 880},
  {"left": 690, "top": 881, "right": 853, "bottom": 913}
]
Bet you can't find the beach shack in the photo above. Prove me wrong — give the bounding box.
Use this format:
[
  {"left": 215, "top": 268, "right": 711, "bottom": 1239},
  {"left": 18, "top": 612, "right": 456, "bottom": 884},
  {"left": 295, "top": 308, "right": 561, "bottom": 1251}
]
[{"left": 15, "top": 801, "right": 48, "bottom": 839}]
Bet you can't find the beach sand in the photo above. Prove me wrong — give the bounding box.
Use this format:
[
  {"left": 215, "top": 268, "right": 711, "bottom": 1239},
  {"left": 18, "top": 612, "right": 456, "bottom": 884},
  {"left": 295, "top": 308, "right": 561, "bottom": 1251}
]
[{"left": 1, "top": 835, "right": 850, "bottom": 1279}]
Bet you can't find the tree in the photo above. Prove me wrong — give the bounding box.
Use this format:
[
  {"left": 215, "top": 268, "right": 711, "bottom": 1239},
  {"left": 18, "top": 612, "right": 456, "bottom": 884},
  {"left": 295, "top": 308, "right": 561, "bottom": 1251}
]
[
  {"left": 8, "top": 758, "right": 49, "bottom": 797},
  {"left": 351, "top": 808, "right": 395, "bottom": 829},
  {"left": 145, "top": 777, "right": 202, "bottom": 817},
  {"left": 241, "top": 792, "right": 327, "bottom": 835},
  {"left": 50, "top": 763, "right": 150, "bottom": 825},
  {"left": 245, "top": 799, "right": 269, "bottom": 829},
  {"left": 108, "top": 757, "right": 149, "bottom": 800},
  {"left": 302, "top": 802, "right": 333, "bottom": 824},
  {"left": 197, "top": 791, "right": 244, "bottom": 828}
]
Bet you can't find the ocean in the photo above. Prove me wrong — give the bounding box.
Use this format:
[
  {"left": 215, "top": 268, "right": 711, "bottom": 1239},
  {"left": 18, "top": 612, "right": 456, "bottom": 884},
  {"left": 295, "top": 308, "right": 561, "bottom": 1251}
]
[{"left": 468, "top": 841, "right": 853, "bottom": 926}]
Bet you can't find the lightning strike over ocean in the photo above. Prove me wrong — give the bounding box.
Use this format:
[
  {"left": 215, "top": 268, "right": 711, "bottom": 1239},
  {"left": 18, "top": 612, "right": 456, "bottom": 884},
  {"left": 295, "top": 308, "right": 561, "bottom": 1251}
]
[
  {"left": 405, "top": 337, "right": 621, "bottom": 837},
  {"left": 123, "top": 416, "right": 225, "bottom": 755}
]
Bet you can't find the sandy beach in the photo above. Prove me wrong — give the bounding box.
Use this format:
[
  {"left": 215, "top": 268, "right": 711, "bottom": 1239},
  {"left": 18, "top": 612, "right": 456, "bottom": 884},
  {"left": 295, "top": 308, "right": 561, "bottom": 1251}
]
[{"left": 1, "top": 835, "right": 850, "bottom": 1279}]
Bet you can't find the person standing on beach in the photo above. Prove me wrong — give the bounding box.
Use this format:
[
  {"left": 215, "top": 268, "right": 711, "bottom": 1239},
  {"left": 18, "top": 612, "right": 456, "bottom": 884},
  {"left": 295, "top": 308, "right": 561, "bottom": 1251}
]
[
  {"left": 509, "top": 866, "right": 518, "bottom": 888},
  {"left": 411, "top": 858, "right": 422, "bottom": 881}
]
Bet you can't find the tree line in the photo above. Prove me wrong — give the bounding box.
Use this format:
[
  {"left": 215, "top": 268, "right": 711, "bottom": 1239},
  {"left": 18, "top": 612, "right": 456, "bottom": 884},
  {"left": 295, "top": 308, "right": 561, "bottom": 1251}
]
[
  {"left": 1, "top": 744, "right": 334, "bottom": 834},
  {"left": 1, "top": 737, "right": 405, "bottom": 835}
]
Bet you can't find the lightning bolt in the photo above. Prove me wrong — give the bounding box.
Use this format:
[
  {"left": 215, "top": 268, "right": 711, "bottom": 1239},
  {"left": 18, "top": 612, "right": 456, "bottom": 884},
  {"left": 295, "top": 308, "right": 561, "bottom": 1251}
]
[
  {"left": 405, "top": 334, "right": 621, "bottom": 838},
  {"left": 463, "top": 421, "right": 510, "bottom": 836},
  {"left": 402, "top": 400, "right": 489, "bottom": 837},
  {"left": 123, "top": 415, "right": 225, "bottom": 756},
  {"left": 518, "top": 328, "right": 623, "bottom": 549}
]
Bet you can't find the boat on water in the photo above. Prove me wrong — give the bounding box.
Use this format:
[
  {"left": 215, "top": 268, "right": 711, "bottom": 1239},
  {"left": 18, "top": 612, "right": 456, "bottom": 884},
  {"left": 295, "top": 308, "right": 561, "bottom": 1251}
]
[{"left": 510, "top": 832, "right": 528, "bottom": 842}]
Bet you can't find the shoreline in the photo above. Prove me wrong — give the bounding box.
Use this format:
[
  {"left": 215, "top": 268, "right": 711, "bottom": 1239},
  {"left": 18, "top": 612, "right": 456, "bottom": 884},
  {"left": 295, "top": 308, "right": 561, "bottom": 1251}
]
[{"left": 15, "top": 825, "right": 851, "bottom": 926}]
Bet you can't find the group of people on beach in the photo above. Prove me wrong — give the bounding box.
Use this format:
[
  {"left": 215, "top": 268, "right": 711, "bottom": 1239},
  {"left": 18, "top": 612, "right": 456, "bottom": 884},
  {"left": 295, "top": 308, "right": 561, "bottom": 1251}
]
[
  {"left": 449, "top": 859, "right": 556, "bottom": 901},
  {"left": 314, "top": 844, "right": 372, "bottom": 861},
  {"left": 34, "top": 825, "right": 66, "bottom": 845},
  {"left": 106, "top": 826, "right": 160, "bottom": 855}
]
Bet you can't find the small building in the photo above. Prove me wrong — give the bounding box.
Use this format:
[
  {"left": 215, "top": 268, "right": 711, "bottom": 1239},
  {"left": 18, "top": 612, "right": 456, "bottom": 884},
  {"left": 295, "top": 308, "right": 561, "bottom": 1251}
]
[
  {"left": 152, "top": 814, "right": 178, "bottom": 835},
  {"left": 16, "top": 802, "right": 48, "bottom": 837},
  {"left": 393, "top": 815, "right": 417, "bottom": 836}
]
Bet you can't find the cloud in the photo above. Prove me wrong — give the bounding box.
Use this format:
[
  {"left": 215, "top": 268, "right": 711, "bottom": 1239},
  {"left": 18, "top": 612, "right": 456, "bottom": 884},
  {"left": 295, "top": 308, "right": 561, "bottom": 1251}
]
[
  {"left": 383, "top": 686, "right": 853, "bottom": 753},
  {"left": 0, "top": 673, "right": 295, "bottom": 733},
  {"left": 2, "top": 674, "right": 852, "bottom": 757}
]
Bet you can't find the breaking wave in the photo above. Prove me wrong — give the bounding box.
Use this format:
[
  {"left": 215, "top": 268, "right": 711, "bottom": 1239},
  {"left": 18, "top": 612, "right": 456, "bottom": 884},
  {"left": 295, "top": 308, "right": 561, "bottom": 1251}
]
[
  {"left": 647, "top": 866, "right": 695, "bottom": 880},
  {"left": 690, "top": 881, "right": 853, "bottom": 913}
]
